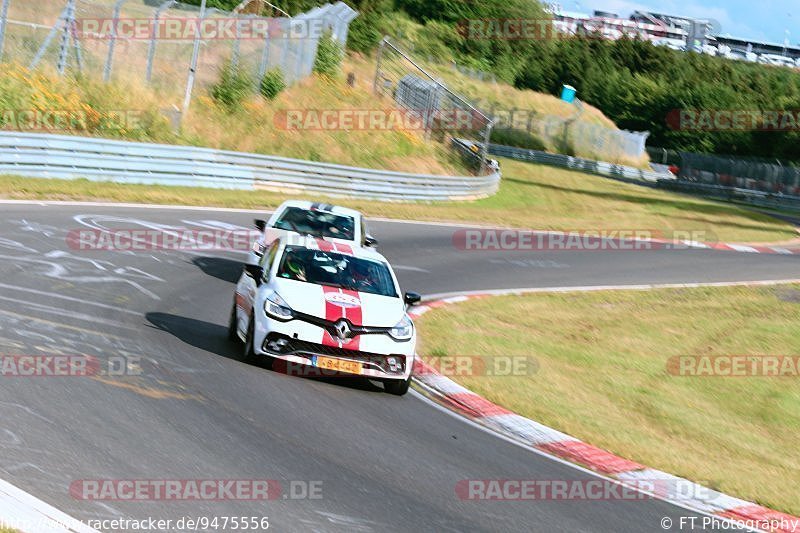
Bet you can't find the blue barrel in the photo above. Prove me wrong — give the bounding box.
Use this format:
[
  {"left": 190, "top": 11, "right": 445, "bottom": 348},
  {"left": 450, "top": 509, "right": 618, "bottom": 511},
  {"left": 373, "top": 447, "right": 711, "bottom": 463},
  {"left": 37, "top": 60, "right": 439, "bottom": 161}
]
[{"left": 560, "top": 84, "right": 577, "bottom": 103}]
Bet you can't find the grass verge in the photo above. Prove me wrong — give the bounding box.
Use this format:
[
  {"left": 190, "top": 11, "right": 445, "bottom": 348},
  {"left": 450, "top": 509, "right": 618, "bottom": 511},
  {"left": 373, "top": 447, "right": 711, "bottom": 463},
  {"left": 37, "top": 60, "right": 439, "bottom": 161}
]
[
  {"left": 0, "top": 158, "right": 795, "bottom": 243},
  {"left": 416, "top": 284, "right": 800, "bottom": 515}
]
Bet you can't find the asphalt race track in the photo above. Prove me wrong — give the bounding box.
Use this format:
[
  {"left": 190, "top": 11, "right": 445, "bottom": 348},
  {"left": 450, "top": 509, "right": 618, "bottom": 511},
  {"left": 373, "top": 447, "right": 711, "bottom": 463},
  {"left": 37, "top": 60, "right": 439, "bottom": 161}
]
[{"left": 1, "top": 202, "right": 797, "bottom": 533}]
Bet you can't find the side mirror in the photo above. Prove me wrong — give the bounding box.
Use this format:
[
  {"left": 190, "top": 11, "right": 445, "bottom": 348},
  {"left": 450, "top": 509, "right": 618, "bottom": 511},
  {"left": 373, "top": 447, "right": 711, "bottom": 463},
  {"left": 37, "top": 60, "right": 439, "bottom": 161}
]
[
  {"left": 243, "top": 264, "right": 264, "bottom": 286},
  {"left": 404, "top": 291, "right": 421, "bottom": 306},
  {"left": 254, "top": 219, "right": 266, "bottom": 232},
  {"left": 364, "top": 235, "right": 378, "bottom": 248}
]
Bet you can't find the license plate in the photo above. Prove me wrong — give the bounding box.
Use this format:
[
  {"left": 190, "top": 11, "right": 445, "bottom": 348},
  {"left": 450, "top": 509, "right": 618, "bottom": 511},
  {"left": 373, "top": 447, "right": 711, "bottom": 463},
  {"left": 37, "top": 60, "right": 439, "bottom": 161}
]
[{"left": 316, "top": 356, "right": 362, "bottom": 375}]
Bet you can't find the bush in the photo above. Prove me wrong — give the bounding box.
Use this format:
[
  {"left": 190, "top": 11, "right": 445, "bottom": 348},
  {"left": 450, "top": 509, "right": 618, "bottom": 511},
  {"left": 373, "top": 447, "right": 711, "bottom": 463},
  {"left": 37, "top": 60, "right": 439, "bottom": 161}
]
[
  {"left": 313, "top": 31, "right": 344, "bottom": 77},
  {"left": 259, "top": 68, "right": 286, "bottom": 100},
  {"left": 210, "top": 61, "right": 253, "bottom": 110}
]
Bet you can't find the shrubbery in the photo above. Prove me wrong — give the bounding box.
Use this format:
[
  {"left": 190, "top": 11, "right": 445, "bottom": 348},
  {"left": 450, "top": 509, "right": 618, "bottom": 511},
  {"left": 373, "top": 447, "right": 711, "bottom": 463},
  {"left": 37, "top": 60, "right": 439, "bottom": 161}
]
[
  {"left": 313, "top": 31, "right": 344, "bottom": 77},
  {"left": 260, "top": 68, "right": 286, "bottom": 100},
  {"left": 210, "top": 62, "right": 253, "bottom": 110}
]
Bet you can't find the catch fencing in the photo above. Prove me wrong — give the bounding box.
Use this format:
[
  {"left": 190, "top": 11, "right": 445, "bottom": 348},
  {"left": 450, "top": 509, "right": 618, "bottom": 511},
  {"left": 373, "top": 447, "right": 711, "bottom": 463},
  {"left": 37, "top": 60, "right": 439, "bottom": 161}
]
[
  {"left": 0, "top": 0, "right": 357, "bottom": 104},
  {"left": 0, "top": 131, "right": 501, "bottom": 201},
  {"left": 373, "top": 37, "right": 494, "bottom": 173},
  {"left": 486, "top": 100, "right": 650, "bottom": 163},
  {"left": 670, "top": 151, "right": 800, "bottom": 210}
]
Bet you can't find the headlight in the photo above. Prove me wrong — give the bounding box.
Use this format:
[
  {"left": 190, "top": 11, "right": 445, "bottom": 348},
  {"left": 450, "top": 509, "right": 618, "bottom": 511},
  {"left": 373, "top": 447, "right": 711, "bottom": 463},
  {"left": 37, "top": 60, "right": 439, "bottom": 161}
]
[
  {"left": 388, "top": 315, "right": 413, "bottom": 341},
  {"left": 264, "top": 291, "right": 293, "bottom": 321}
]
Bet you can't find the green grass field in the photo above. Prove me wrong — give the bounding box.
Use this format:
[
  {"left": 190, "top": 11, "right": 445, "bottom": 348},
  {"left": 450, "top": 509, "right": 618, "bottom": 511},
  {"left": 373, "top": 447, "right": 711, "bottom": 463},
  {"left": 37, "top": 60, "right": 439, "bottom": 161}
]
[
  {"left": 1, "top": 157, "right": 796, "bottom": 243},
  {"left": 416, "top": 284, "right": 800, "bottom": 515}
]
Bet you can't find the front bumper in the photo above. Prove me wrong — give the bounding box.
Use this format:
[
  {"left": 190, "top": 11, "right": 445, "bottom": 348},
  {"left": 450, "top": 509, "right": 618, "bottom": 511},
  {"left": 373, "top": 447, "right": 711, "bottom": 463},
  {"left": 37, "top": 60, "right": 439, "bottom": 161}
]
[{"left": 253, "top": 316, "right": 415, "bottom": 381}]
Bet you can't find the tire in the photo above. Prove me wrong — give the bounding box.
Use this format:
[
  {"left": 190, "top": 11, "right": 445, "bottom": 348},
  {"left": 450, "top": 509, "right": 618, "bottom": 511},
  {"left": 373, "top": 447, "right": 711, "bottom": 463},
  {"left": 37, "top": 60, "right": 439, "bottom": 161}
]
[
  {"left": 243, "top": 313, "right": 272, "bottom": 369},
  {"left": 228, "top": 302, "right": 240, "bottom": 343},
  {"left": 242, "top": 313, "right": 257, "bottom": 364},
  {"left": 384, "top": 376, "right": 411, "bottom": 396}
]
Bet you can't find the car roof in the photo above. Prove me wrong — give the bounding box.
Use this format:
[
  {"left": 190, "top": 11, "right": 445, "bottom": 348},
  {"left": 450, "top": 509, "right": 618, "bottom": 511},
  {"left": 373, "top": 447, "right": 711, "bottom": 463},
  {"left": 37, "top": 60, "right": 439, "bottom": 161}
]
[
  {"left": 276, "top": 200, "right": 362, "bottom": 220},
  {"left": 278, "top": 234, "right": 388, "bottom": 262}
]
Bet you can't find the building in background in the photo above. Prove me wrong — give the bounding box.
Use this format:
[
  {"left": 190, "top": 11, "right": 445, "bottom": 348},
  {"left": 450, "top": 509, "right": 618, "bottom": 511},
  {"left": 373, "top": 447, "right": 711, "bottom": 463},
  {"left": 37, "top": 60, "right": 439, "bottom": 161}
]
[{"left": 544, "top": 3, "right": 800, "bottom": 65}]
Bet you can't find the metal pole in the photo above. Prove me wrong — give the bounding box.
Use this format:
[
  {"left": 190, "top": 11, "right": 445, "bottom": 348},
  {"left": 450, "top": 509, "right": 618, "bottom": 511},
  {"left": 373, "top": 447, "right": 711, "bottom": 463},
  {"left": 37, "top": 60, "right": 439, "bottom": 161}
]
[
  {"left": 146, "top": 0, "right": 175, "bottom": 83},
  {"left": 372, "top": 37, "right": 386, "bottom": 94},
  {"left": 181, "top": 0, "right": 207, "bottom": 119},
  {"left": 294, "top": 20, "right": 306, "bottom": 81},
  {"left": 57, "top": 0, "right": 76, "bottom": 75},
  {"left": 279, "top": 20, "right": 289, "bottom": 80},
  {"left": 231, "top": 15, "right": 242, "bottom": 70},
  {"left": 0, "top": 0, "right": 10, "bottom": 62},
  {"left": 483, "top": 120, "right": 493, "bottom": 172},
  {"left": 255, "top": 18, "right": 271, "bottom": 88},
  {"left": 30, "top": 6, "right": 68, "bottom": 69},
  {"left": 104, "top": 0, "right": 126, "bottom": 81},
  {"left": 71, "top": 18, "right": 83, "bottom": 72}
]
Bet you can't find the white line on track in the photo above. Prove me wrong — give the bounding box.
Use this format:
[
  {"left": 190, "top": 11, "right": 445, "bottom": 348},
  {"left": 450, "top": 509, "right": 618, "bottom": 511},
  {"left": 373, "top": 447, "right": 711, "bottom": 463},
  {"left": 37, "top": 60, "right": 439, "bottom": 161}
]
[{"left": 0, "top": 283, "right": 140, "bottom": 316}]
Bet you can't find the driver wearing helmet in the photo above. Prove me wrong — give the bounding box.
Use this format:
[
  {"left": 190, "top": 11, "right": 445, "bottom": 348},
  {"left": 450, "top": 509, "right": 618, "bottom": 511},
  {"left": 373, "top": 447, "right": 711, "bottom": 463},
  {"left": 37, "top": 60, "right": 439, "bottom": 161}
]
[
  {"left": 349, "top": 260, "right": 375, "bottom": 292},
  {"left": 283, "top": 252, "right": 307, "bottom": 281}
]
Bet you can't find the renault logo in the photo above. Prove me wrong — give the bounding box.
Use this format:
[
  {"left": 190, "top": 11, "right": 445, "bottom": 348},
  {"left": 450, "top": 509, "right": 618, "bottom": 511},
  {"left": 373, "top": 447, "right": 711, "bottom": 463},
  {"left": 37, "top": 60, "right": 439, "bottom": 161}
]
[{"left": 334, "top": 319, "right": 351, "bottom": 341}]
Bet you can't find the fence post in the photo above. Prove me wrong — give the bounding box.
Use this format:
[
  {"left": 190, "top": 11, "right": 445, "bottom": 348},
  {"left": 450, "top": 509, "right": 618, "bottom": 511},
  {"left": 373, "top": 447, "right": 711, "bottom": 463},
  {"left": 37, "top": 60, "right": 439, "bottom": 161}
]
[
  {"left": 181, "top": 0, "right": 207, "bottom": 119},
  {"left": 30, "top": 5, "right": 67, "bottom": 69},
  {"left": 255, "top": 20, "right": 271, "bottom": 88},
  {"left": 231, "top": 15, "right": 242, "bottom": 70},
  {"left": 372, "top": 37, "right": 386, "bottom": 94},
  {"left": 146, "top": 0, "right": 175, "bottom": 83},
  {"left": 0, "top": 0, "right": 10, "bottom": 62},
  {"left": 70, "top": 17, "right": 83, "bottom": 72},
  {"left": 279, "top": 21, "right": 290, "bottom": 81},
  {"left": 104, "top": 0, "right": 126, "bottom": 81},
  {"left": 57, "top": 0, "right": 77, "bottom": 75}
]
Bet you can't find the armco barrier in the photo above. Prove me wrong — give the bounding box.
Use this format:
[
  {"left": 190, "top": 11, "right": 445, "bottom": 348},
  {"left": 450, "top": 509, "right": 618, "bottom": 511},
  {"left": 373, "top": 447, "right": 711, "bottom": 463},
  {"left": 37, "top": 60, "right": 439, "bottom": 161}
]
[
  {"left": 489, "top": 141, "right": 800, "bottom": 212},
  {"left": 0, "top": 132, "right": 501, "bottom": 201},
  {"left": 486, "top": 143, "right": 672, "bottom": 185},
  {"left": 658, "top": 179, "right": 800, "bottom": 212}
]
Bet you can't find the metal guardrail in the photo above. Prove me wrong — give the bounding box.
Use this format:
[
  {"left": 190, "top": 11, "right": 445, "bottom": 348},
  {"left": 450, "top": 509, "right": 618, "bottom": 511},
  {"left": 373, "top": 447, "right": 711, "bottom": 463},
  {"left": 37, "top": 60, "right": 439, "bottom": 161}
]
[
  {"left": 486, "top": 143, "right": 672, "bottom": 185},
  {"left": 658, "top": 179, "right": 800, "bottom": 212},
  {"left": 0, "top": 132, "right": 501, "bottom": 201},
  {"left": 487, "top": 141, "right": 800, "bottom": 212}
]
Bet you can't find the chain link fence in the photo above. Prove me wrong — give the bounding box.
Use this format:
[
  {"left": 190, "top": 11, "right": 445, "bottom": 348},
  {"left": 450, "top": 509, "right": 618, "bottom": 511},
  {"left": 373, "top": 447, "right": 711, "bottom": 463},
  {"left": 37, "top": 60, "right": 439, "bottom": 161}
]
[
  {"left": 485, "top": 100, "right": 650, "bottom": 164},
  {"left": 0, "top": 0, "right": 357, "bottom": 104},
  {"left": 678, "top": 152, "right": 800, "bottom": 197},
  {"left": 373, "top": 37, "right": 494, "bottom": 174}
]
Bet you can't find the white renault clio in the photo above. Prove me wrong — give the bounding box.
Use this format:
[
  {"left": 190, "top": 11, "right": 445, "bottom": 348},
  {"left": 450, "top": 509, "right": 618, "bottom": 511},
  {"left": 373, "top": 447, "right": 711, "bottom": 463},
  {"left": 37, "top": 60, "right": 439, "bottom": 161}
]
[
  {"left": 247, "top": 200, "right": 378, "bottom": 266},
  {"left": 230, "top": 234, "right": 420, "bottom": 395}
]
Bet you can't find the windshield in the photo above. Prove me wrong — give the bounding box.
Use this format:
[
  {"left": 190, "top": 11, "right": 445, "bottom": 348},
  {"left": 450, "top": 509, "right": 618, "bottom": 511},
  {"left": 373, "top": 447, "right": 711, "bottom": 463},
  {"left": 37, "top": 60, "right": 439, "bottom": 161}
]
[
  {"left": 277, "top": 246, "right": 397, "bottom": 297},
  {"left": 273, "top": 207, "right": 355, "bottom": 241}
]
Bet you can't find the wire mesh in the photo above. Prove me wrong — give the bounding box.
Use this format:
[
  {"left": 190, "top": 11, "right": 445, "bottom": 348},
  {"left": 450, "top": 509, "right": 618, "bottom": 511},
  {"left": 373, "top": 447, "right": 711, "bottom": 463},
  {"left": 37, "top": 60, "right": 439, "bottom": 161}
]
[{"left": 0, "top": 0, "right": 358, "bottom": 105}]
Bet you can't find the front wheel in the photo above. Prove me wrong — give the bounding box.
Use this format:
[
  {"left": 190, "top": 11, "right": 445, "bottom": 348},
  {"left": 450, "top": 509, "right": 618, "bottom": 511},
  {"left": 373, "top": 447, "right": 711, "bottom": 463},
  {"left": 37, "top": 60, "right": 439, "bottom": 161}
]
[
  {"left": 228, "top": 302, "right": 240, "bottom": 343},
  {"left": 384, "top": 376, "right": 411, "bottom": 396},
  {"left": 243, "top": 313, "right": 257, "bottom": 364},
  {"left": 243, "top": 313, "right": 272, "bottom": 369}
]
